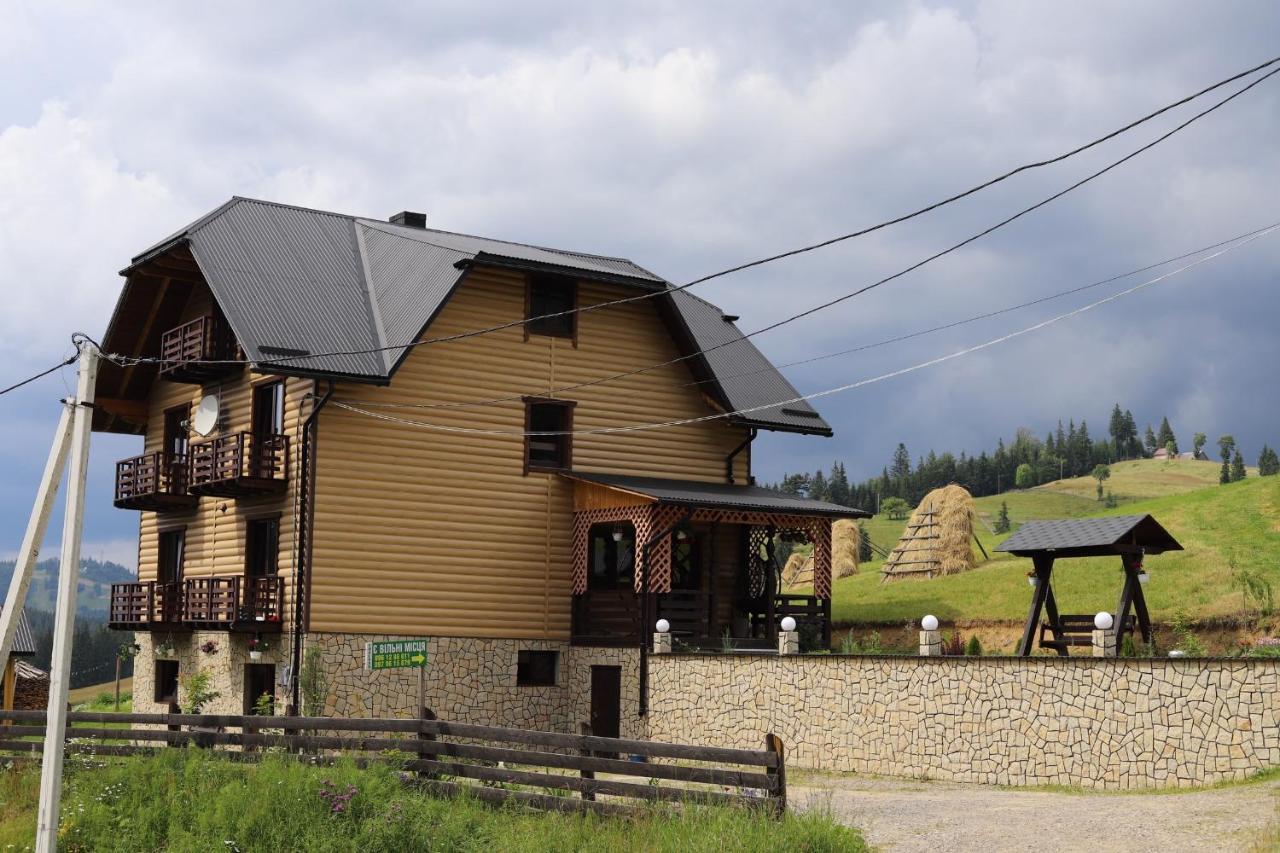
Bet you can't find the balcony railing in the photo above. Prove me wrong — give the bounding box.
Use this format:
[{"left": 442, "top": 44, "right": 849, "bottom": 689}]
[
  {"left": 159, "top": 314, "right": 239, "bottom": 384},
  {"left": 189, "top": 432, "right": 289, "bottom": 497},
  {"left": 108, "top": 576, "right": 283, "bottom": 631},
  {"left": 114, "top": 452, "right": 198, "bottom": 512}
]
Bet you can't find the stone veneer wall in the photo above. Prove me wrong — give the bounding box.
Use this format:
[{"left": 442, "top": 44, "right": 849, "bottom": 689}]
[
  {"left": 310, "top": 632, "right": 645, "bottom": 738},
  {"left": 647, "top": 654, "right": 1280, "bottom": 790},
  {"left": 132, "top": 631, "right": 284, "bottom": 716}
]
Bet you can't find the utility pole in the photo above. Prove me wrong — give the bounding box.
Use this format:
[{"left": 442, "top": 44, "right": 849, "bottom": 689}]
[{"left": 36, "top": 342, "right": 98, "bottom": 853}]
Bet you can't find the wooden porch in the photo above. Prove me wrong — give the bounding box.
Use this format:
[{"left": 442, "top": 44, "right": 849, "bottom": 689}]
[
  {"left": 159, "top": 313, "right": 240, "bottom": 384},
  {"left": 566, "top": 473, "right": 868, "bottom": 651},
  {"left": 113, "top": 451, "right": 198, "bottom": 512}
]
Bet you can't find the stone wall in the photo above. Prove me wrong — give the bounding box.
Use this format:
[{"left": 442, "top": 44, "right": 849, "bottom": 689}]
[
  {"left": 647, "top": 654, "right": 1280, "bottom": 789},
  {"left": 132, "top": 631, "right": 284, "bottom": 716},
  {"left": 311, "top": 632, "right": 645, "bottom": 737}
]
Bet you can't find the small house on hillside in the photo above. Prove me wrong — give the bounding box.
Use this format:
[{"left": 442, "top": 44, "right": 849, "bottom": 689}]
[
  {"left": 1152, "top": 448, "right": 1208, "bottom": 461},
  {"left": 96, "top": 197, "right": 867, "bottom": 736}
]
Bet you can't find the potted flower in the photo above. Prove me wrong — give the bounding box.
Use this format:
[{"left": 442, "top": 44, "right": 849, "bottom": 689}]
[
  {"left": 248, "top": 637, "right": 269, "bottom": 662},
  {"left": 199, "top": 640, "right": 219, "bottom": 656},
  {"left": 154, "top": 638, "right": 177, "bottom": 659}
]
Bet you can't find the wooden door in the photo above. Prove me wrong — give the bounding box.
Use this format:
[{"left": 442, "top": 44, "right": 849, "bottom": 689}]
[{"left": 589, "top": 665, "right": 621, "bottom": 740}]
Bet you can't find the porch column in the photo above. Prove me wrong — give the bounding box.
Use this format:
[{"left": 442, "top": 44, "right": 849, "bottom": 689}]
[{"left": 810, "top": 519, "right": 833, "bottom": 600}]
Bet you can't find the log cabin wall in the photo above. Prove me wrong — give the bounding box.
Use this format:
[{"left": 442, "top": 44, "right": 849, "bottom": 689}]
[
  {"left": 134, "top": 282, "right": 311, "bottom": 612},
  {"left": 310, "top": 266, "right": 753, "bottom": 640}
]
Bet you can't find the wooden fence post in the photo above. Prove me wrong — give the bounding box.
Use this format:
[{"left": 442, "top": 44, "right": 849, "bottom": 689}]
[
  {"left": 417, "top": 707, "right": 436, "bottom": 778},
  {"left": 764, "top": 732, "right": 786, "bottom": 816},
  {"left": 578, "top": 722, "right": 595, "bottom": 802}
]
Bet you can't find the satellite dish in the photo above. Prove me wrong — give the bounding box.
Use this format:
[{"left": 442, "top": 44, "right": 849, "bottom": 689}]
[{"left": 192, "top": 395, "right": 220, "bottom": 436}]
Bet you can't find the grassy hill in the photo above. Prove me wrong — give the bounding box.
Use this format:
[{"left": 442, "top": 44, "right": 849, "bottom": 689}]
[
  {"left": 824, "top": 462, "right": 1280, "bottom": 627},
  {"left": 0, "top": 557, "right": 132, "bottom": 616}
]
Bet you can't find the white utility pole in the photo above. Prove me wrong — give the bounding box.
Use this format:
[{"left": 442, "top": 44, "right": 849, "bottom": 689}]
[
  {"left": 35, "top": 342, "right": 98, "bottom": 853},
  {"left": 0, "top": 403, "right": 73, "bottom": 676}
]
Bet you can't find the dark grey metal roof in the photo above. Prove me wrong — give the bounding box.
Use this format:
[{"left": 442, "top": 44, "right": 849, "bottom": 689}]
[
  {"left": 2, "top": 606, "right": 36, "bottom": 656},
  {"left": 666, "top": 290, "right": 832, "bottom": 435},
  {"left": 568, "top": 472, "right": 869, "bottom": 518},
  {"left": 116, "top": 197, "right": 831, "bottom": 433},
  {"left": 994, "top": 514, "right": 1182, "bottom": 558}
]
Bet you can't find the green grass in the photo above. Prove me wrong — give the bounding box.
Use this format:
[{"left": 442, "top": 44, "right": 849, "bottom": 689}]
[
  {"left": 0, "top": 750, "right": 864, "bottom": 852},
  {"left": 69, "top": 678, "right": 132, "bottom": 706},
  {"left": 1035, "top": 459, "right": 1246, "bottom": 503},
  {"left": 832, "top": 470, "right": 1280, "bottom": 627}
]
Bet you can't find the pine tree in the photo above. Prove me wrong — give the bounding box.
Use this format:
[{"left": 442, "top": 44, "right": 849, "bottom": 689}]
[
  {"left": 1231, "top": 449, "right": 1247, "bottom": 482},
  {"left": 890, "top": 443, "right": 911, "bottom": 494},
  {"left": 1144, "top": 425, "right": 1158, "bottom": 456},
  {"left": 1122, "top": 410, "right": 1139, "bottom": 458},
  {"left": 1220, "top": 459, "right": 1232, "bottom": 485},
  {"left": 828, "top": 462, "right": 850, "bottom": 505},
  {"left": 809, "top": 469, "right": 829, "bottom": 502},
  {"left": 1258, "top": 446, "right": 1280, "bottom": 476},
  {"left": 1109, "top": 404, "right": 1124, "bottom": 450},
  {"left": 994, "top": 501, "right": 1011, "bottom": 534},
  {"left": 1156, "top": 417, "right": 1178, "bottom": 454}
]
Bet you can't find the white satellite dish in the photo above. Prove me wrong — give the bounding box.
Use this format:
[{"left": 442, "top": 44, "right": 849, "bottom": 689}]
[{"left": 192, "top": 395, "right": 220, "bottom": 436}]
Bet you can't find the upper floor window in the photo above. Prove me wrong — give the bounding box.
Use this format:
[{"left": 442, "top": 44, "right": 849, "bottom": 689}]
[
  {"left": 525, "top": 274, "right": 576, "bottom": 340},
  {"left": 163, "top": 405, "right": 189, "bottom": 458},
  {"left": 158, "top": 528, "right": 185, "bottom": 585},
  {"left": 524, "top": 398, "right": 574, "bottom": 473},
  {"left": 252, "top": 380, "right": 285, "bottom": 439},
  {"left": 245, "top": 517, "right": 280, "bottom": 577}
]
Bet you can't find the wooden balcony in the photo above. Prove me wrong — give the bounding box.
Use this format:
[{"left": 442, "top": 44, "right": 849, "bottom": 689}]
[
  {"left": 114, "top": 452, "right": 198, "bottom": 512},
  {"left": 159, "top": 314, "right": 239, "bottom": 384},
  {"left": 189, "top": 432, "right": 288, "bottom": 497},
  {"left": 108, "top": 576, "right": 283, "bottom": 631}
]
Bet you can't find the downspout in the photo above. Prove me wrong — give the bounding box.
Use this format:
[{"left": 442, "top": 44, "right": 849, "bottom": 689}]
[
  {"left": 290, "top": 380, "right": 335, "bottom": 712},
  {"left": 638, "top": 509, "right": 692, "bottom": 717},
  {"left": 725, "top": 428, "right": 756, "bottom": 484}
]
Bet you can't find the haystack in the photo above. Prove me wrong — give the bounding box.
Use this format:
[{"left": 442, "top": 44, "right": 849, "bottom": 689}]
[
  {"left": 781, "top": 520, "right": 861, "bottom": 588},
  {"left": 880, "top": 484, "right": 976, "bottom": 581}
]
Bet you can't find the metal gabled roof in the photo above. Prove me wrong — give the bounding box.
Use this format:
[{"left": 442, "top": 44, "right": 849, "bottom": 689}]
[
  {"left": 567, "top": 472, "right": 868, "bottom": 518},
  {"left": 2, "top": 605, "right": 36, "bottom": 656},
  {"left": 665, "top": 290, "right": 831, "bottom": 435},
  {"left": 111, "top": 197, "right": 833, "bottom": 435},
  {"left": 994, "top": 514, "right": 1183, "bottom": 558}
]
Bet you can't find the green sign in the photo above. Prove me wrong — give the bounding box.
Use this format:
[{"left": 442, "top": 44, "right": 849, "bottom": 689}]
[{"left": 365, "top": 639, "right": 428, "bottom": 671}]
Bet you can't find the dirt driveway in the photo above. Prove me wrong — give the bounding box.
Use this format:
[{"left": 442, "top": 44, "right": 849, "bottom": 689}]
[{"left": 793, "top": 774, "right": 1280, "bottom": 852}]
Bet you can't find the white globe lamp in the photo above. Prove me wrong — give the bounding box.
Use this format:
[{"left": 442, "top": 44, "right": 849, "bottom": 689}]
[
  {"left": 921, "top": 615, "right": 939, "bottom": 632},
  {"left": 1094, "top": 612, "right": 1114, "bottom": 631},
  {"left": 780, "top": 616, "right": 797, "bottom": 632},
  {"left": 655, "top": 619, "right": 670, "bottom": 634}
]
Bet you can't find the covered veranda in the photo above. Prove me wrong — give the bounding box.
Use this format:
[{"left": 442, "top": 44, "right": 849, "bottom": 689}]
[{"left": 566, "top": 472, "right": 868, "bottom": 650}]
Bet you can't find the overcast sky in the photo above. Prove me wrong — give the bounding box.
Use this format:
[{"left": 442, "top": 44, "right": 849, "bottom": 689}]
[{"left": 2, "top": 1, "right": 1278, "bottom": 569}]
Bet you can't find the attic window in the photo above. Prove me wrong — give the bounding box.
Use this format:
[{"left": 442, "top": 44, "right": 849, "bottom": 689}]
[{"left": 526, "top": 274, "right": 576, "bottom": 339}]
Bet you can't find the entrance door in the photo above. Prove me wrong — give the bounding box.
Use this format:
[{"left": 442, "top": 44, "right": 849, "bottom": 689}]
[{"left": 589, "top": 665, "right": 621, "bottom": 740}]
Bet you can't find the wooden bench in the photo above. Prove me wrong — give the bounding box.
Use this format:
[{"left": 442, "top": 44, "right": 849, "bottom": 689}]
[{"left": 1040, "top": 614, "right": 1135, "bottom": 651}]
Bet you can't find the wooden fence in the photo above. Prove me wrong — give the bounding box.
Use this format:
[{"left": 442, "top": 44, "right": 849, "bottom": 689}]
[{"left": 0, "top": 710, "right": 785, "bottom": 816}]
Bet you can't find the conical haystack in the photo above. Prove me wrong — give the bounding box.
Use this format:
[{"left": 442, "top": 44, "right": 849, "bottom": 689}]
[
  {"left": 880, "top": 484, "right": 976, "bottom": 581},
  {"left": 781, "top": 521, "right": 861, "bottom": 589}
]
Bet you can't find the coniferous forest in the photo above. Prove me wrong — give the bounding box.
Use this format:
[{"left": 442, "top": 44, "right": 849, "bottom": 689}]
[{"left": 770, "top": 404, "right": 1275, "bottom": 511}]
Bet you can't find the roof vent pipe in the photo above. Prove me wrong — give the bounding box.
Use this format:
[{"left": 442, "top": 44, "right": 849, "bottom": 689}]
[{"left": 389, "top": 211, "right": 427, "bottom": 228}]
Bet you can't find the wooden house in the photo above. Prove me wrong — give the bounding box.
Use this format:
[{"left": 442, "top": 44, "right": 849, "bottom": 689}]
[{"left": 97, "top": 198, "right": 864, "bottom": 735}]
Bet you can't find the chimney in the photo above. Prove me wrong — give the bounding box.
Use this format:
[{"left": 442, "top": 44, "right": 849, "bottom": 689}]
[{"left": 389, "top": 211, "right": 427, "bottom": 229}]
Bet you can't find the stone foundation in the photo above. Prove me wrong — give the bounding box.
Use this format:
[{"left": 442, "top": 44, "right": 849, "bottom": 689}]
[
  {"left": 310, "top": 632, "right": 645, "bottom": 737},
  {"left": 132, "top": 632, "right": 285, "bottom": 716},
  {"left": 647, "top": 654, "right": 1280, "bottom": 789}
]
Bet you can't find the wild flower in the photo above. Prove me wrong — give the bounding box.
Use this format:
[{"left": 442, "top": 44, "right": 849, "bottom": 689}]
[{"left": 318, "top": 779, "right": 358, "bottom": 816}]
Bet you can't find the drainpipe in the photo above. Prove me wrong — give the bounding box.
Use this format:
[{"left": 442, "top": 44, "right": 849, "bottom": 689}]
[
  {"left": 638, "top": 509, "right": 692, "bottom": 717},
  {"left": 290, "top": 380, "right": 335, "bottom": 712},
  {"left": 725, "top": 429, "right": 756, "bottom": 485}
]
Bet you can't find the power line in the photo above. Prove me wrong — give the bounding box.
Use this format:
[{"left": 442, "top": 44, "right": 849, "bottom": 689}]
[
  {"left": 0, "top": 356, "right": 77, "bottom": 398},
  {"left": 103, "top": 55, "right": 1280, "bottom": 369},
  {"left": 327, "top": 223, "right": 1279, "bottom": 437},
  {"left": 341, "top": 219, "right": 1280, "bottom": 411},
  {"left": 329, "top": 64, "right": 1280, "bottom": 415}
]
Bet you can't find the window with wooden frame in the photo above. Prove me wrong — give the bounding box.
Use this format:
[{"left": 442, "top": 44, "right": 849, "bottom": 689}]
[
  {"left": 157, "top": 528, "right": 185, "bottom": 585},
  {"left": 245, "top": 516, "right": 280, "bottom": 578},
  {"left": 251, "top": 379, "right": 286, "bottom": 439},
  {"left": 523, "top": 398, "right": 575, "bottom": 473},
  {"left": 525, "top": 273, "right": 577, "bottom": 340},
  {"left": 162, "top": 404, "right": 190, "bottom": 459},
  {"left": 516, "top": 650, "right": 558, "bottom": 687}
]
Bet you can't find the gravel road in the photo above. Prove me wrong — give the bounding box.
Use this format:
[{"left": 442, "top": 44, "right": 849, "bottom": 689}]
[{"left": 793, "top": 774, "right": 1280, "bottom": 852}]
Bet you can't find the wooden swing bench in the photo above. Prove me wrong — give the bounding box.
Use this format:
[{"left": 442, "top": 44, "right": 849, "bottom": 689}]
[{"left": 1039, "top": 613, "right": 1136, "bottom": 652}]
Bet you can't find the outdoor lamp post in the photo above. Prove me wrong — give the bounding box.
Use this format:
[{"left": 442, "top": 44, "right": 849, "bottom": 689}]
[
  {"left": 653, "top": 619, "right": 672, "bottom": 654},
  {"left": 1092, "top": 611, "right": 1116, "bottom": 658},
  {"left": 778, "top": 616, "right": 799, "bottom": 655},
  {"left": 920, "top": 614, "right": 942, "bottom": 657}
]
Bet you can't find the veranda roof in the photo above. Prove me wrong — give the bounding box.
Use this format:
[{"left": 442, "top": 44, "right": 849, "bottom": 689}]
[{"left": 565, "top": 472, "right": 869, "bottom": 518}]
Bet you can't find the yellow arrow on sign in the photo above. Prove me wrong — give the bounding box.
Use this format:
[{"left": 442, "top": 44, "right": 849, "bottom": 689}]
[{"left": 411, "top": 653, "right": 426, "bottom": 665}]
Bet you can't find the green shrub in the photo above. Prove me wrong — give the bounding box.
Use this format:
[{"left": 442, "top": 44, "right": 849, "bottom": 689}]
[{"left": 964, "top": 636, "right": 983, "bottom": 656}]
